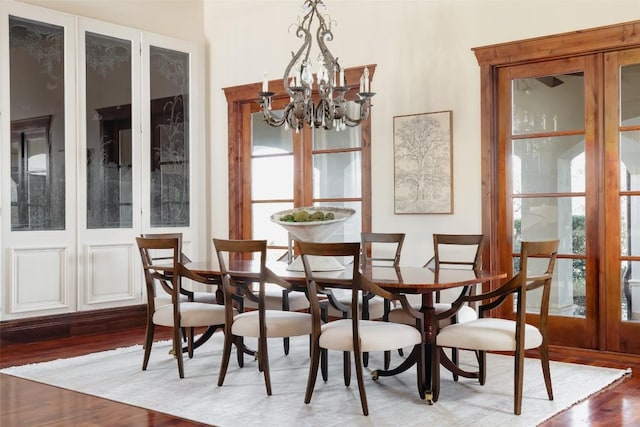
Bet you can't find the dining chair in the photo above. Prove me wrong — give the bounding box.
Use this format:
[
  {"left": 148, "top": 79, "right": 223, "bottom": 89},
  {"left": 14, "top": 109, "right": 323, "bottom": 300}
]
[
  {"left": 214, "top": 238, "right": 313, "bottom": 396},
  {"left": 387, "top": 233, "right": 483, "bottom": 374},
  {"left": 242, "top": 233, "right": 310, "bottom": 356},
  {"left": 435, "top": 239, "right": 559, "bottom": 415},
  {"left": 298, "top": 241, "right": 423, "bottom": 416},
  {"left": 359, "top": 232, "right": 405, "bottom": 369},
  {"left": 135, "top": 236, "right": 227, "bottom": 378}
]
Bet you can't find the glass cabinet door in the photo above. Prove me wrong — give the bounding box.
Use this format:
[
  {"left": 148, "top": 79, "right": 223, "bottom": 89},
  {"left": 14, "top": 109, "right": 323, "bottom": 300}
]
[{"left": 2, "top": 5, "right": 77, "bottom": 319}]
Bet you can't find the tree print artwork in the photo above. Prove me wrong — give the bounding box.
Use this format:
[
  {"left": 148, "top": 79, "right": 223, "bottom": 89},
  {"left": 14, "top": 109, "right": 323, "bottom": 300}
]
[{"left": 393, "top": 111, "right": 453, "bottom": 214}]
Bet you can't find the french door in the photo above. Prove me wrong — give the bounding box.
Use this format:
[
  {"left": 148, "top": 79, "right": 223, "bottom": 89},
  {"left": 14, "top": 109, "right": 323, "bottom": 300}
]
[{"left": 481, "top": 22, "right": 640, "bottom": 354}]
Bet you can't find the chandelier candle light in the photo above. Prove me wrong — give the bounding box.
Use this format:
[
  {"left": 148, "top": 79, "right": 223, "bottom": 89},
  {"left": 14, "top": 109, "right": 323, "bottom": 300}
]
[{"left": 259, "top": 0, "right": 375, "bottom": 132}]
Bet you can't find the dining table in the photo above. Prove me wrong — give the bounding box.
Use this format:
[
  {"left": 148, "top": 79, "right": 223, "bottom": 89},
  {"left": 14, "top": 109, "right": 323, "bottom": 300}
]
[{"left": 180, "top": 258, "right": 507, "bottom": 404}]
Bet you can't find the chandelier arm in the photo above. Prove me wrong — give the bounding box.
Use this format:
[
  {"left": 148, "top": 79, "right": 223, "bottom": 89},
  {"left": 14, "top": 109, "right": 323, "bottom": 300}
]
[
  {"left": 341, "top": 98, "right": 373, "bottom": 127},
  {"left": 315, "top": 14, "right": 337, "bottom": 82},
  {"left": 284, "top": 27, "right": 312, "bottom": 97}
]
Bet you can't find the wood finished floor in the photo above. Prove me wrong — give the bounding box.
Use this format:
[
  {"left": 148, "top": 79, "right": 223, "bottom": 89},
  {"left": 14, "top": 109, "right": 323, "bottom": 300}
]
[{"left": 1, "top": 327, "right": 638, "bottom": 426}]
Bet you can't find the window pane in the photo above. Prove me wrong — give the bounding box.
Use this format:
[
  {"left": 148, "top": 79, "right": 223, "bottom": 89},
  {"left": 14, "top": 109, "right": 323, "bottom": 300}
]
[
  {"left": 512, "top": 73, "right": 585, "bottom": 134},
  {"left": 622, "top": 261, "right": 639, "bottom": 321},
  {"left": 512, "top": 256, "right": 584, "bottom": 318},
  {"left": 9, "top": 16, "right": 65, "bottom": 230},
  {"left": 252, "top": 202, "right": 294, "bottom": 255},
  {"left": 512, "top": 135, "right": 585, "bottom": 194},
  {"left": 252, "top": 111, "right": 292, "bottom": 154},
  {"left": 313, "top": 152, "right": 361, "bottom": 199},
  {"left": 621, "top": 64, "right": 640, "bottom": 127},
  {"left": 150, "top": 46, "right": 189, "bottom": 227},
  {"left": 620, "top": 131, "right": 640, "bottom": 191},
  {"left": 86, "top": 32, "right": 132, "bottom": 229},
  {"left": 621, "top": 195, "right": 640, "bottom": 257},
  {"left": 251, "top": 111, "right": 293, "bottom": 200},
  {"left": 512, "top": 196, "right": 582, "bottom": 254},
  {"left": 313, "top": 125, "right": 360, "bottom": 150}
]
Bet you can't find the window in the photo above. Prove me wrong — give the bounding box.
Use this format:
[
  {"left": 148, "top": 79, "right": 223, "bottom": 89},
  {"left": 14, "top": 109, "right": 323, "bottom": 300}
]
[{"left": 224, "top": 66, "right": 373, "bottom": 257}]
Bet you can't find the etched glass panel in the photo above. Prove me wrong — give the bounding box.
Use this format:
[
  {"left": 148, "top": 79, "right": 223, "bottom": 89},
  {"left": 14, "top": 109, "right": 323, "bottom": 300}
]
[
  {"left": 9, "top": 16, "right": 65, "bottom": 230},
  {"left": 85, "top": 32, "right": 132, "bottom": 228},
  {"left": 150, "top": 46, "right": 189, "bottom": 227}
]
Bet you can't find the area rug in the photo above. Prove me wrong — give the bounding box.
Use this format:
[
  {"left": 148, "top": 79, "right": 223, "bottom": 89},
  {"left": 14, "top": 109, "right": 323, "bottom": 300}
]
[{"left": 2, "top": 333, "right": 630, "bottom": 427}]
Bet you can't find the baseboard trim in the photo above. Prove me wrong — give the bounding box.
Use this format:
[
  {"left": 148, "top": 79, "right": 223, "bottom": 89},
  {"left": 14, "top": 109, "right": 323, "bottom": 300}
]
[
  {"left": 548, "top": 344, "right": 640, "bottom": 370},
  {"left": 0, "top": 305, "right": 147, "bottom": 345}
]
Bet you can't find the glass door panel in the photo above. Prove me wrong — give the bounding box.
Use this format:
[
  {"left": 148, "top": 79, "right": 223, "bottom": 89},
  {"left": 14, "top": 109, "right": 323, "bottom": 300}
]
[
  {"left": 9, "top": 16, "right": 65, "bottom": 231},
  {"left": 85, "top": 32, "right": 132, "bottom": 229},
  {"left": 149, "top": 46, "right": 190, "bottom": 227}
]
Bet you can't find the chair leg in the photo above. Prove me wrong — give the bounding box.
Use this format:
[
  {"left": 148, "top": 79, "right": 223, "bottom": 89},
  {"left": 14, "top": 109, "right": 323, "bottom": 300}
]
[
  {"left": 260, "top": 335, "right": 272, "bottom": 396},
  {"left": 451, "top": 348, "right": 459, "bottom": 381},
  {"left": 283, "top": 337, "right": 290, "bottom": 355},
  {"left": 353, "top": 350, "right": 369, "bottom": 416},
  {"left": 384, "top": 350, "right": 391, "bottom": 370},
  {"left": 305, "top": 340, "right": 322, "bottom": 404},
  {"left": 343, "top": 351, "right": 351, "bottom": 387},
  {"left": 477, "top": 350, "right": 486, "bottom": 385},
  {"left": 540, "top": 342, "right": 554, "bottom": 400},
  {"left": 142, "top": 323, "right": 154, "bottom": 370},
  {"left": 173, "top": 326, "right": 185, "bottom": 379},
  {"left": 514, "top": 349, "right": 525, "bottom": 415},
  {"left": 187, "top": 327, "right": 195, "bottom": 359},
  {"left": 217, "top": 329, "right": 234, "bottom": 386},
  {"left": 236, "top": 336, "right": 244, "bottom": 368},
  {"left": 321, "top": 348, "right": 328, "bottom": 381}
]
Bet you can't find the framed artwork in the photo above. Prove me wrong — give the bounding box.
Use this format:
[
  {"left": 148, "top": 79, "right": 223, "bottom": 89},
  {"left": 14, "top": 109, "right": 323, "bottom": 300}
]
[{"left": 393, "top": 110, "right": 453, "bottom": 214}]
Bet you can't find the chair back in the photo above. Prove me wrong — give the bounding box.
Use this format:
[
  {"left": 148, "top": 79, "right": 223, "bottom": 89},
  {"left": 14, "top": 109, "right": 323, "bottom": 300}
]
[
  {"left": 427, "top": 233, "right": 484, "bottom": 270},
  {"left": 135, "top": 236, "right": 181, "bottom": 313},
  {"left": 213, "top": 238, "right": 268, "bottom": 325},
  {"left": 425, "top": 234, "right": 483, "bottom": 304},
  {"left": 297, "top": 241, "right": 362, "bottom": 337},
  {"left": 140, "top": 232, "right": 197, "bottom": 299},
  {"left": 360, "top": 232, "right": 405, "bottom": 268},
  {"left": 516, "top": 239, "right": 559, "bottom": 335}
]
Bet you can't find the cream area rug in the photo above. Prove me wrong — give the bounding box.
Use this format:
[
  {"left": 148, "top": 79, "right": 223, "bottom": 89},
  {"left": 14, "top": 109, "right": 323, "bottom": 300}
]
[{"left": 2, "top": 333, "right": 630, "bottom": 427}]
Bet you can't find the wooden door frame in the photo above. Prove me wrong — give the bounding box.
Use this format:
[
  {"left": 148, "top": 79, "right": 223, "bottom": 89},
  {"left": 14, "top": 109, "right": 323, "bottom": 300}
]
[{"left": 473, "top": 20, "right": 640, "bottom": 353}]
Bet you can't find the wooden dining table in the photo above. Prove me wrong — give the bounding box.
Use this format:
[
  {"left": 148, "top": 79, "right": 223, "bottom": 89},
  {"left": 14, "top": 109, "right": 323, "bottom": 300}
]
[{"left": 181, "top": 259, "right": 506, "bottom": 404}]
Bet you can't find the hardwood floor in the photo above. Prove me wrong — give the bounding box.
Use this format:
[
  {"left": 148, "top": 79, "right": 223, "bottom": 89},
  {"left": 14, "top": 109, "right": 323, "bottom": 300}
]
[{"left": 1, "top": 327, "right": 638, "bottom": 426}]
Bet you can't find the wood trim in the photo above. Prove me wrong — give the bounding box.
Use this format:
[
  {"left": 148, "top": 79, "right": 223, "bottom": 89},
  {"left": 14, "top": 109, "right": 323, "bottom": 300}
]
[
  {"left": 0, "top": 305, "right": 147, "bottom": 345},
  {"left": 548, "top": 345, "right": 640, "bottom": 370},
  {"left": 473, "top": 20, "right": 640, "bottom": 67}
]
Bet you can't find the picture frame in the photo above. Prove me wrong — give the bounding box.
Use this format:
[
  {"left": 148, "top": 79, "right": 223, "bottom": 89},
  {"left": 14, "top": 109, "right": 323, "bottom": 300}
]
[{"left": 393, "top": 110, "right": 453, "bottom": 214}]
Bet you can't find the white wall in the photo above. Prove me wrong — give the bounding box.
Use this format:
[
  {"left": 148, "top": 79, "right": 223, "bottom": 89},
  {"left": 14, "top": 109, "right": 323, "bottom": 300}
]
[
  {"left": 15, "top": 0, "right": 640, "bottom": 266},
  {"left": 205, "top": 0, "right": 639, "bottom": 265},
  {"left": 17, "top": 0, "right": 205, "bottom": 42}
]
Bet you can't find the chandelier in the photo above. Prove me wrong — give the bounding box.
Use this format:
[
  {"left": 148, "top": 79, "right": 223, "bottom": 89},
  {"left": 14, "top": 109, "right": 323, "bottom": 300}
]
[{"left": 259, "top": 0, "right": 375, "bottom": 132}]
